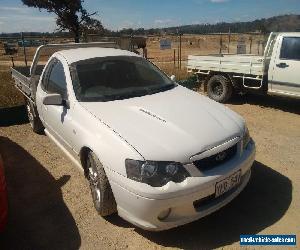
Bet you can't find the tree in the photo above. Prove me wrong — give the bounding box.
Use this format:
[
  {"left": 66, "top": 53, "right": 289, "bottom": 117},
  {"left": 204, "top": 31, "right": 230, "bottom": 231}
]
[{"left": 22, "top": 0, "right": 103, "bottom": 42}]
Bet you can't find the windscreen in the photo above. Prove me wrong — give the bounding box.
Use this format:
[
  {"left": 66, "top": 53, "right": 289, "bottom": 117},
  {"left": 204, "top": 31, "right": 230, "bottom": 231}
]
[{"left": 70, "top": 56, "right": 176, "bottom": 102}]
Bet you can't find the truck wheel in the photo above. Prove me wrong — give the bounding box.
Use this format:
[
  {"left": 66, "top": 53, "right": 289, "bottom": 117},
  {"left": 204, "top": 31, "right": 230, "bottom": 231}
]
[
  {"left": 207, "top": 75, "right": 233, "bottom": 103},
  {"left": 25, "top": 99, "right": 44, "bottom": 134},
  {"left": 87, "top": 152, "right": 117, "bottom": 216}
]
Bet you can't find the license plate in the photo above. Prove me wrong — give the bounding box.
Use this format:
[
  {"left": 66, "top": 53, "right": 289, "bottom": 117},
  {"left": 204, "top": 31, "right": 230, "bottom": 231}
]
[{"left": 215, "top": 170, "right": 241, "bottom": 198}]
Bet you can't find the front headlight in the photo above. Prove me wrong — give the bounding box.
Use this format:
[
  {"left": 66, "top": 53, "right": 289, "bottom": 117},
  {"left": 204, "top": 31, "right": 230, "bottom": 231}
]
[
  {"left": 125, "top": 159, "right": 190, "bottom": 187},
  {"left": 242, "top": 126, "right": 251, "bottom": 149}
]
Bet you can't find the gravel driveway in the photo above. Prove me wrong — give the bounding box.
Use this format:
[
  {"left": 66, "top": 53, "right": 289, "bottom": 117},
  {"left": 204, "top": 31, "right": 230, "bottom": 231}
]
[{"left": 0, "top": 94, "right": 299, "bottom": 249}]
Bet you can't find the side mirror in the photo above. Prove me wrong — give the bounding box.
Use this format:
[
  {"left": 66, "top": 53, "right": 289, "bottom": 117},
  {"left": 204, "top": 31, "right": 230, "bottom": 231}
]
[
  {"left": 43, "top": 93, "right": 63, "bottom": 106},
  {"left": 170, "top": 75, "right": 176, "bottom": 81}
]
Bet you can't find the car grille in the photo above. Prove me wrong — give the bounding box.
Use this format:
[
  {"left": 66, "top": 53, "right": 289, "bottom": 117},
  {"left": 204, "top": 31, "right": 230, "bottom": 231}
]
[{"left": 193, "top": 144, "right": 237, "bottom": 172}]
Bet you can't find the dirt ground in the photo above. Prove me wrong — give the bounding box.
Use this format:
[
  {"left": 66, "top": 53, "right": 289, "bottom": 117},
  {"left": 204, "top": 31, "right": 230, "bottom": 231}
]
[{"left": 0, "top": 93, "right": 299, "bottom": 250}]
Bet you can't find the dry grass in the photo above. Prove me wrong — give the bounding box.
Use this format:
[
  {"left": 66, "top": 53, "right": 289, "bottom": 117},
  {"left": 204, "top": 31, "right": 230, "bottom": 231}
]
[
  {"left": 146, "top": 33, "right": 266, "bottom": 63},
  {"left": 154, "top": 61, "right": 191, "bottom": 80},
  {"left": 0, "top": 69, "right": 24, "bottom": 108}
]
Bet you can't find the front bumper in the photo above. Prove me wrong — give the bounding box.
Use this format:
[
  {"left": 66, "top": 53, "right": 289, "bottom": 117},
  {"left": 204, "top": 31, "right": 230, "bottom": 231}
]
[{"left": 109, "top": 141, "right": 255, "bottom": 231}]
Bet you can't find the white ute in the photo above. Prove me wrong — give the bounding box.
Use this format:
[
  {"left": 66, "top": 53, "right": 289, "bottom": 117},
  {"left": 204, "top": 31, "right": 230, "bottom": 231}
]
[
  {"left": 188, "top": 32, "right": 300, "bottom": 103},
  {"left": 11, "top": 43, "right": 255, "bottom": 231}
]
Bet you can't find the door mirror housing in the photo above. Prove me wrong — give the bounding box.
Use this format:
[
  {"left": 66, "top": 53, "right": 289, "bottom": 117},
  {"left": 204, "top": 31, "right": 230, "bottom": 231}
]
[
  {"left": 170, "top": 75, "right": 176, "bottom": 81},
  {"left": 43, "top": 93, "right": 63, "bottom": 106}
]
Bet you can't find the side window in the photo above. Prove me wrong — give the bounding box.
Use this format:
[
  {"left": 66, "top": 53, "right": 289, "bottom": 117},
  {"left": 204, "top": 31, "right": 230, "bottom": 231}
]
[
  {"left": 41, "top": 61, "right": 53, "bottom": 91},
  {"left": 280, "top": 37, "right": 300, "bottom": 60},
  {"left": 46, "top": 60, "right": 67, "bottom": 97}
]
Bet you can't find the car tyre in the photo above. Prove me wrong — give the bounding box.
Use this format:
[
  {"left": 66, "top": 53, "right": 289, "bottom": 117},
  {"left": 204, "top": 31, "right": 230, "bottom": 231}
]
[
  {"left": 25, "top": 99, "right": 44, "bottom": 134},
  {"left": 207, "top": 75, "right": 233, "bottom": 103},
  {"left": 87, "top": 152, "right": 117, "bottom": 216}
]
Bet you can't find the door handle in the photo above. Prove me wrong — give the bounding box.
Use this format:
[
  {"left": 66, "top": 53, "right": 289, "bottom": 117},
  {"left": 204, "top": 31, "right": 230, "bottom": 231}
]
[{"left": 276, "top": 62, "right": 289, "bottom": 68}]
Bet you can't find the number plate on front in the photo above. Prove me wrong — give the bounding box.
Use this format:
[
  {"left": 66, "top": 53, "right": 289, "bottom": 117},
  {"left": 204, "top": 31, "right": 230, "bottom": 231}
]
[{"left": 215, "top": 170, "right": 241, "bottom": 198}]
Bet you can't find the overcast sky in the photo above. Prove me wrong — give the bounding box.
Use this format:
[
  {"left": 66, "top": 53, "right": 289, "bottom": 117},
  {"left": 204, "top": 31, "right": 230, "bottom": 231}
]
[{"left": 0, "top": 0, "right": 300, "bottom": 33}]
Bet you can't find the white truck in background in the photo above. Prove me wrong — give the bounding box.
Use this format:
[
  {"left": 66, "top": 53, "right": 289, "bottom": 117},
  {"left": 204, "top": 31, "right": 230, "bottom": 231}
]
[{"left": 187, "top": 32, "right": 300, "bottom": 103}]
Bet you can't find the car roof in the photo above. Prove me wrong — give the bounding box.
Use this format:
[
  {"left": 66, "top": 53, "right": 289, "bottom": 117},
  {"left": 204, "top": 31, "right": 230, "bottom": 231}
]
[{"left": 56, "top": 47, "right": 141, "bottom": 64}]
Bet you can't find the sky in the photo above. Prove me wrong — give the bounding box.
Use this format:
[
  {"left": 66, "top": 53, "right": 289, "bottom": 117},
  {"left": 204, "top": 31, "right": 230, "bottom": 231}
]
[{"left": 0, "top": 0, "right": 300, "bottom": 33}]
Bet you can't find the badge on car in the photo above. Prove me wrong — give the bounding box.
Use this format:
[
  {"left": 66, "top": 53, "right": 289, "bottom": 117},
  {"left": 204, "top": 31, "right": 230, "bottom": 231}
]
[
  {"left": 215, "top": 170, "right": 241, "bottom": 198},
  {"left": 215, "top": 151, "right": 227, "bottom": 162}
]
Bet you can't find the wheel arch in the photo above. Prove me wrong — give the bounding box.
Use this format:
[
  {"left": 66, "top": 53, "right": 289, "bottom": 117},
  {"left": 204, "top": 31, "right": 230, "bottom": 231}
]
[
  {"left": 79, "top": 146, "right": 92, "bottom": 178},
  {"left": 82, "top": 148, "right": 118, "bottom": 216}
]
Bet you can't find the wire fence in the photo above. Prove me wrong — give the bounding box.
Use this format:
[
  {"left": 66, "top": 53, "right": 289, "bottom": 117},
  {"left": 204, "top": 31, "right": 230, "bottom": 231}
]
[
  {"left": 146, "top": 33, "right": 268, "bottom": 79},
  {"left": 0, "top": 32, "right": 269, "bottom": 80}
]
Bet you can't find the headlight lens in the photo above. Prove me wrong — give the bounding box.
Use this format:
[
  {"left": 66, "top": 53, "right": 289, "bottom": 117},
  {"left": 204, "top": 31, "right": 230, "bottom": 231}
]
[
  {"left": 125, "top": 159, "right": 190, "bottom": 187},
  {"left": 242, "top": 126, "right": 251, "bottom": 149}
]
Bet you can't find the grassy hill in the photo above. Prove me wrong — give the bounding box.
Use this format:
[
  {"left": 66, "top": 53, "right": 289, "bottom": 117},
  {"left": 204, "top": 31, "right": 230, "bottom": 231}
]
[
  {"left": 167, "top": 14, "right": 300, "bottom": 34},
  {"left": 120, "top": 14, "right": 300, "bottom": 35}
]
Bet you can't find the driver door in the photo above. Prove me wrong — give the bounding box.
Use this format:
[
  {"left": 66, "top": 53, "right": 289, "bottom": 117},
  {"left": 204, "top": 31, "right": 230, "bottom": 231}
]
[{"left": 270, "top": 36, "right": 300, "bottom": 96}]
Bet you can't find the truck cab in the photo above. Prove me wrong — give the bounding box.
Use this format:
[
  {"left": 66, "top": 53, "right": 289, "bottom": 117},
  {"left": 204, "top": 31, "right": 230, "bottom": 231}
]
[{"left": 268, "top": 33, "right": 300, "bottom": 97}]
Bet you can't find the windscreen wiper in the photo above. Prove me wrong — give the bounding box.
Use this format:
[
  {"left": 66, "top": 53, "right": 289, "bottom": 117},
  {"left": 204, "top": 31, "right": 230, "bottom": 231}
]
[
  {"left": 105, "top": 90, "right": 149, "bottom": 101},
  {"left": 147, "top": 83, "right": 176, "bottom": 95}
]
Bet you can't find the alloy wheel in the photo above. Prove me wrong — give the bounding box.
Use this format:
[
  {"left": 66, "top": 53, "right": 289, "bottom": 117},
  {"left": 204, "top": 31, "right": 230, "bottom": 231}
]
[{"left": 87, "top": 157, "right": 101, "bottom": 208}]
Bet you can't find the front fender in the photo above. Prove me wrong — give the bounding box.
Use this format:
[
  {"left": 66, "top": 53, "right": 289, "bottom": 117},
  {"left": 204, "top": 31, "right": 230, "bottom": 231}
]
[{"left": 73, "top": 103, "right": 144, "bottom": 177}]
